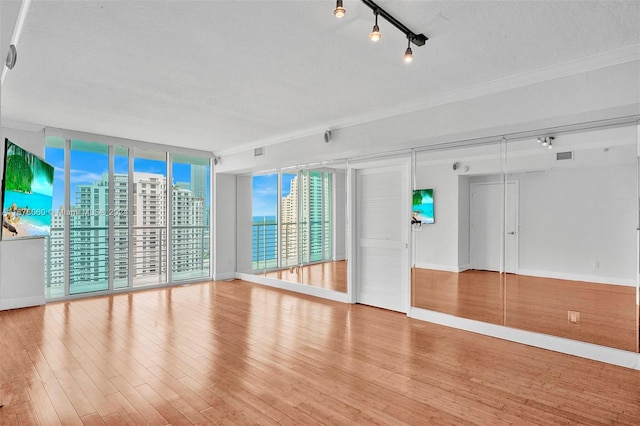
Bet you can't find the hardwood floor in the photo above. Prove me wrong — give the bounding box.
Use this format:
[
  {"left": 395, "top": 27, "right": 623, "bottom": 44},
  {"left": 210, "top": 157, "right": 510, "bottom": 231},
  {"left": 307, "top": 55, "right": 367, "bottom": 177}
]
[
  {"left": 1, "top": 279, "right": 639, "bottom": 425},
  {"left": 412, "top": 268, "right": 639, "bottom": 352},
  {"left": 262, "top": 260, "right": 347, "bottom": 292}
]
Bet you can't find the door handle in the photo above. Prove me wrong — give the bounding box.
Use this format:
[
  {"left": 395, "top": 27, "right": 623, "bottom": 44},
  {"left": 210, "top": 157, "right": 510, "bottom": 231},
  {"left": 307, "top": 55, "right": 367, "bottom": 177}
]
[{"left": 507, "top": 232, "right": 516, "bottom": 235}]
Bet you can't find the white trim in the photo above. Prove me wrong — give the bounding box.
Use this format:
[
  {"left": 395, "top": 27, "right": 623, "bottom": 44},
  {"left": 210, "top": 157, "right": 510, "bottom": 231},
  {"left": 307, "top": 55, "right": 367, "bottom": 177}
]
[
  {"left": 517, "top": 269, "right": 636, "bottom": 287},
  {"left": 0, "top": 295, "right": 45, "bottom": 311},
  {"left": 409, "top": 307, "right": 640, "bottom": 370},
  {"left": 236, "top": 272, "right": 349, "bottom": 303},
  {"left": 219, "top": 45, "right": 640, "bottom": 157},
  {"left": 414, "top": 262, "right": 465, "bottom": 273},
  {"left": 411, "top": 264, "right": 636, "bottom": 286},
  {"left": 213, "top": 272, "right": 236, "bottom": 281}
]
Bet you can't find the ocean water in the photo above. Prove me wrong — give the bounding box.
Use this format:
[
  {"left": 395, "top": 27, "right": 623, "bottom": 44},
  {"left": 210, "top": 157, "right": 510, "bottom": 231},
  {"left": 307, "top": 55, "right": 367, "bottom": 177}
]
[
  {"left": 3, "top": 189, "right": 53, "bottom": 232},
  {"left": 252, "top": 215, "right": 277, "bottom": 261}
]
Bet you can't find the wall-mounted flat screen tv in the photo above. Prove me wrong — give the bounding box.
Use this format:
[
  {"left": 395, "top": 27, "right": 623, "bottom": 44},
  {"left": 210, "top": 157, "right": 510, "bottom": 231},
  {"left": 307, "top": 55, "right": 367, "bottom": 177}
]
[
  {"left": 412, "top": 188, "right": 434, "bottom": 224},
  {"left": 1, "top": 138, "right": 55, "bottom": 239}
]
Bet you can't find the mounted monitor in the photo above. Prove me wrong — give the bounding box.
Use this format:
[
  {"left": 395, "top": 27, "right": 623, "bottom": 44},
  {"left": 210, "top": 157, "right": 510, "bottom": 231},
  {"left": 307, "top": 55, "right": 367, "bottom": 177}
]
[
  {"left": 412, "top": 188, "right": 434, "bottom": 224},
  {"left": 1, "top": 138, "right": 55, "bottom": 239}
]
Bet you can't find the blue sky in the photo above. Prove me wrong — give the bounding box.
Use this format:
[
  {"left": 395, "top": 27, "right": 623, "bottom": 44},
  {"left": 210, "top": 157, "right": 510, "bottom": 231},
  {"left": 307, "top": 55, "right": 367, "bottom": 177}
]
[
  {"left": 252, "top": 173, "right": 295, "bottom": 218},
  {"left": 45, "top": 147, "right": 209, "bottom": 211}
]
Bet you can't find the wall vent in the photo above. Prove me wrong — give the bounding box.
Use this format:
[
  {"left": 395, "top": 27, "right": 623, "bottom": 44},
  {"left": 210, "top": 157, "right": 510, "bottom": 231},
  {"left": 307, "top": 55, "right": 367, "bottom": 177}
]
[
  {"left": 556, "top": 151, "right": 573, "bottom": 161},
  {"left": 254, "top": 147, "right": 265, "bottom": 157}
]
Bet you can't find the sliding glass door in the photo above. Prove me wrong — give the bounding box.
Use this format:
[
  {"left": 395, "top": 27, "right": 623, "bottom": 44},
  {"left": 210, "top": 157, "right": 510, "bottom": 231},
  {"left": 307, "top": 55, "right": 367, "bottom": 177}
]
[{"left": 44, "top": 135, "right": 213, "bottom": 299}]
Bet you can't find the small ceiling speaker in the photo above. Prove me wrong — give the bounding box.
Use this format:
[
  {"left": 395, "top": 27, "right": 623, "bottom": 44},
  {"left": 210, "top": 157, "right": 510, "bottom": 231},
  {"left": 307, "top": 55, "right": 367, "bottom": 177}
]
[
  {"left": 6, "top": 44, "right": 17, "bottom": 69},
  {"left": 324, "top": 130, "right": 332, "bottom": 144}
]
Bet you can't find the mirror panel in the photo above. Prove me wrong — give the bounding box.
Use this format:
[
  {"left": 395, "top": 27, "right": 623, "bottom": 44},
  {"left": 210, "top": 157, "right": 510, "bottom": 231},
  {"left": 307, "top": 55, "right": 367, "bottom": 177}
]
[
  {"left": 412, "top": 142, "right": 504, "bottom": 324},
  {"left": 504, "top": 126, "right": 639, "bottom": 352},
  {"left": 251, "top": 162, "right": 347, "bottom": 293}
]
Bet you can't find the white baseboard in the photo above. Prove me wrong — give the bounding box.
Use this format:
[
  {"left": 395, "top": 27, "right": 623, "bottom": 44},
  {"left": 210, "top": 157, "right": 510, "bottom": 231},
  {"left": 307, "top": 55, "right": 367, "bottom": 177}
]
[
  {"left": 409, "top": 307, "right": 640, "bottom": 370},
  {"left": 235, "top": 272, "right": 350, "bottom": 303},
  {"left": 213, "top": 272, "right": 237, "bottom": 281},
  {"left": 0, "top": 295, "right": 46, "bottom": 311},
  {"left": 412, "top": 264, "right": 636, "bottom": 286},
  {"left": 517, "top": 268, "right": 636, "bottom": 287},
  {"left": 414, "top": 262, "right": 464, "bottom": 272}
]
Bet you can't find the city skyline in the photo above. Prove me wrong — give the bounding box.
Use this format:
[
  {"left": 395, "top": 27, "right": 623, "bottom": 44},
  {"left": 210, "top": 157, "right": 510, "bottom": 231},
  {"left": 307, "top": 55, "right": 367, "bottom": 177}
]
[
  {"left": 44, "top": 144, "right": 211, "bottom": 296},
  {"left": 45, "top": 147, "right": 210, "bottom": 212}
]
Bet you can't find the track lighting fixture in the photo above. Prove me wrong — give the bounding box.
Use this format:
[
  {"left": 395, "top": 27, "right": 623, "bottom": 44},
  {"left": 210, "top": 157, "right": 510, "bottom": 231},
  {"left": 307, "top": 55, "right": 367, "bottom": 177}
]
[
  {"left": 537, "top": 136, "right": 555, "bottom": 149},
  {"left": 335, "top": 0, "right": 427, "bottom": 62},
  {"left": 404, "top": 38, "right": 413, "bottom": 63},
  {"left": 369, "top": 12, "right": 381, "bottom": 42},
  {"left": 333, "top": 0, "right": 346, "bottom": 18}
]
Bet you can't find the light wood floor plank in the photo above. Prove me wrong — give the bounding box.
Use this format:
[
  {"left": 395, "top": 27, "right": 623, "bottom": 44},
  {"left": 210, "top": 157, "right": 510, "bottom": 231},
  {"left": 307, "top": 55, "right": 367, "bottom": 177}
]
[{"left": 1, "top": 279, "right": 638, "bottom": 425}]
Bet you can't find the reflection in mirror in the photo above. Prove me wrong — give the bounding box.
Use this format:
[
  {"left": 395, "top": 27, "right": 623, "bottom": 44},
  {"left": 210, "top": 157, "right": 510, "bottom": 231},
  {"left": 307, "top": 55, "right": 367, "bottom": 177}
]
[
  {"left": 504, "top": 125, "right": 638, "bottom": 352},
  {"left": 411, "top": 142, "right": 504, "bottom": 324},
  {"left": 251, "top": 162, "right": 347, "bottom": 293}
]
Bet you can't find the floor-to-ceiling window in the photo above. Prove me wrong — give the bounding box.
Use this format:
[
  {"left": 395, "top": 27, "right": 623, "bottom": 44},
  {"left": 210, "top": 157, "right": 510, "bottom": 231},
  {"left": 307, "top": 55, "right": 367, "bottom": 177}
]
[
  {"left": 170, "top": 153, "right": 211, "bottom": 281},
  {"left": 132, "top": 149, "right": 167, "bottom": 286},
  {"left": 44, "top": 134, "right": 212, "bottom": 299},
  {"left": 44, "top": 137, "right": 66, "bottom": 298},
  {"left": 252, "top": 173, "right": 278, "bottom": 270},
  {"left": 113, "top": 146, "right": 130, "bottom": 289},
  {"left": 69, "top": 140, "right": 110, "bottom": 295},
  {"left": 280, "top": 172, "right": 298, "bottom": 268}
]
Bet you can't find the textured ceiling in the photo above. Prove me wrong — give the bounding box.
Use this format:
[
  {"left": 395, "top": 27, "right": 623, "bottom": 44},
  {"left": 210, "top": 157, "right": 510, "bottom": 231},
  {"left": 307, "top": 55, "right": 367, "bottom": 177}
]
[{"left": 1, "top": 1, "right": 639, "bottom": 155}]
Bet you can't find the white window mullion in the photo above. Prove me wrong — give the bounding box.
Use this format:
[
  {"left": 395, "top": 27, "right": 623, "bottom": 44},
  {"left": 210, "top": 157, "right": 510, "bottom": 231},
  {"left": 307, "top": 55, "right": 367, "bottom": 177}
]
[
  {"left": 64, "top": 139, "right": 71, "bottom": 297},
  {"left": 108, "top": 145, "right": 114, "bottom": 291},
  {"left": 166, "top": 152, "right": 172, "bottom": 284}
]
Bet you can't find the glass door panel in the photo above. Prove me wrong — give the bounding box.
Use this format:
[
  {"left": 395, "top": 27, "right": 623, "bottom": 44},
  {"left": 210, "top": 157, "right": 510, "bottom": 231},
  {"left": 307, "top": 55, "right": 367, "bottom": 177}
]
[
  {"left": 252, "top": 174, "right": 278, "bottom": 271},
  {"left": 132, "top": 149, "right": 167, "bottom": 286},
  {"left": 280, "top": 172, "right": 299, "bottom": 269},
  {"left": 69, "top": 139, "right": 109, "bottom": 295},
  {"left": 44, "top": 136, "right": 66, "bottom": 298},
  {"left": 113, "top": 145, "right": 129, "bottom": 289},
  {"left": 170, "top": 154, "right": 210, "bottom": 281}
]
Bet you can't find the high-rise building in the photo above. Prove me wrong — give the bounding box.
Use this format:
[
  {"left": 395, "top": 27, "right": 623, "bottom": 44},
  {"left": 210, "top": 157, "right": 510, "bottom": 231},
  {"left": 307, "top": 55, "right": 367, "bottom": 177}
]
[
  {"left": 190, "top": 164, "right": 209, "bottom": 225},
  {"left": 47, "top": 171, "right": 206, "bottom": 291}
]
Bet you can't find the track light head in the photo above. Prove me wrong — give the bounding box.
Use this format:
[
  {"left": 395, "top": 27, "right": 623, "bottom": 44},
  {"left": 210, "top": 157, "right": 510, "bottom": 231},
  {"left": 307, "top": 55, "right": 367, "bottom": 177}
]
[
  {"left": 369, "top": 12, "right": 381, "bottom": 42},
  {"left": 537, "top": 136, "right": 555, "bottom": 148},
  {"left": 369, "top": 24, "right": 381, "bottom": 42},
  {"left": 333, "top": 0, "right": 346, "bottom": 18},
  {"left": 404, "top": 39, "right": 413, "bottom": 63}
]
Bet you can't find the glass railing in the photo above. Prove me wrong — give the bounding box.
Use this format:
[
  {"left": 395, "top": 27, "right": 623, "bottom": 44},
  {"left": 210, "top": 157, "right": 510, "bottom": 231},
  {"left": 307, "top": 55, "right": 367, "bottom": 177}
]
[
  {"left": 45, "top": 224, "right": 210, "bottom": 297},
  {"left": 252, "top": 220, "right": 331, "bottom": 271}
]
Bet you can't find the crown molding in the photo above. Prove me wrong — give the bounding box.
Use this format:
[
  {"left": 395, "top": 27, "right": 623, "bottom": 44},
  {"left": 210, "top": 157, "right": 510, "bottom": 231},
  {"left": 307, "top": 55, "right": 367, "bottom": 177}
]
[{"left": 219, "top": 44, "right": 640, "bottom": 157}]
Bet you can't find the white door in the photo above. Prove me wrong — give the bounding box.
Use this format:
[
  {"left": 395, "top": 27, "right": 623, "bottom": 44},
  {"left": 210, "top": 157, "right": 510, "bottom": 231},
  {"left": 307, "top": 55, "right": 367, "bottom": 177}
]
[
  {"left": 470, "top": 182, "right": 518, "bottom": 273},
  {"left": 355, "top": 165, "right": 409, "bottom": 312}
]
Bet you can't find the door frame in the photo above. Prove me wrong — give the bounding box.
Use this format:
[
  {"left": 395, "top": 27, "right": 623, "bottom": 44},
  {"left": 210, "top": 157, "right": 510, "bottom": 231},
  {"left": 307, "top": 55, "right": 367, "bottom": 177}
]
[
  {"left": 347, "top": 157, "right": 411, "bottom": 313},
  {"left": 469, "top": 180, "right": 519, "bottom": 274}
]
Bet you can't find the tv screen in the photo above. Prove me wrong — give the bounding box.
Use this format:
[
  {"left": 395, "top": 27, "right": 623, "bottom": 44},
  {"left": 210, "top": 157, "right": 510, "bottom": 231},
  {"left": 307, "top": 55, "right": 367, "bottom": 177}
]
[
  {"left": 2, "top": 138, "right": 55, "bottom": 239},
  {"left": 412, "top": 188, "right": 434, "bottom": 224}
]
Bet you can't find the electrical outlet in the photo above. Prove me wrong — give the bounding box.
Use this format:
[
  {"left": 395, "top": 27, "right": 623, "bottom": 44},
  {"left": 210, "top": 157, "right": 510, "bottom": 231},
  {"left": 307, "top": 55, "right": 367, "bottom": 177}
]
[{"left": 568, "top": 310, "right": 580, "bottom": 325}]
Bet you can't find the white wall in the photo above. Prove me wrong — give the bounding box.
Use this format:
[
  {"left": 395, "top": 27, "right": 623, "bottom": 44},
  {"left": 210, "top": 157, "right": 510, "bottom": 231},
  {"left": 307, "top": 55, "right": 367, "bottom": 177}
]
[
  {"left": 235, "top": 175, "right": 253, "bottom": 274},
  {"left": 213, "top": 173, "right": 237, "bottom": 280},
  {"left": 515, "top": 165, "right": 636, "bottom": 284},
  {"left": 413, "top": 162, "right": 460, "bottom": 271},
  {"left": 0, "top": 126, "right": 47, "bottom": 309}
]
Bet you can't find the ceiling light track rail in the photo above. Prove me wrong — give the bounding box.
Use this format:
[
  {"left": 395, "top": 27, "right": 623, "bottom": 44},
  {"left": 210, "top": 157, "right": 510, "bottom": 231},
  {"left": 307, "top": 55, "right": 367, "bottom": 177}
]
[{"left": 361, "top": 0, "right": 428, "bottom": 47}]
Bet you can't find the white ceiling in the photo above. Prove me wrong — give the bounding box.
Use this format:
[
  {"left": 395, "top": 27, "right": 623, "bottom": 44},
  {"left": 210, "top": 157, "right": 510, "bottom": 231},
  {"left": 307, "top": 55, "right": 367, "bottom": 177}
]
[{"left": 1, "top": 1, "right": 639, "bottom": 156}]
